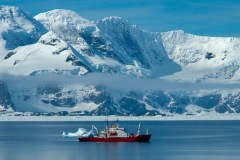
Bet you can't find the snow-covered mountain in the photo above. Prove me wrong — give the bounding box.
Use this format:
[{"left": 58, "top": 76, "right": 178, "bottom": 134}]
[
  {"left": 0, "top": 6, "right": 46, "bottom": 60},
  {"left": 1, "top": 8, "right": 181, "bottom": 77},
  {"left": 0, "top": 5, "right": 240, "bottom": 116}
]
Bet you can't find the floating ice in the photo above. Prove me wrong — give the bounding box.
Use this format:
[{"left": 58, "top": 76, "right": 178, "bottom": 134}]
[{"left": 62, "top": 128, "right": 87, "bottom": 137}]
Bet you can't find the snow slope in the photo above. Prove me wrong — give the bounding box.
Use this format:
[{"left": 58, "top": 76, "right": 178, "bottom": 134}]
[
  {"left": 160, "top": 30, "right": 240, "bottom": 82},
  {"left": 0, "top": 31, "right": 90, "bottom": 75}
]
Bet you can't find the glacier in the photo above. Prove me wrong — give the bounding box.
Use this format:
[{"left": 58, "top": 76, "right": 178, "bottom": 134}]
[{"left": 0, "top": 5, "right": 240, "bottom": 116}]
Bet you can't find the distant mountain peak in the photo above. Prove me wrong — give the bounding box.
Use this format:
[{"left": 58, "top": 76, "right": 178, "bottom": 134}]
[
  {"left": 0, "top": 5, "right": 47, "bottom": 60},
  {"left": 100, "top": 16, "right": 129, "bottom": 23},
  {"left": 35, "top": 9, "right": 98, "bottom": 46},
  {"left": 96, "top": 16, "right": 133, "bottom": 31},
  {"left": 35, "top": 9, "right": 93, "bottom": 30},
  {"left": 0, "top": 5, "right": 43, "bottom": 32},
  {"left": 0, "top": 5, "right": 20, "bottom": 14}
]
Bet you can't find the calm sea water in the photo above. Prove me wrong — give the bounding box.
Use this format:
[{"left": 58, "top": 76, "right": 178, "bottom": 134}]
[{"left": 0, "top": 120, "right": 240, "bottom": 160}]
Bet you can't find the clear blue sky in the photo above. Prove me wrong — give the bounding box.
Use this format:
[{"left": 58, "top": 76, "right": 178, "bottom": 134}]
[{"left": 1, "top": 0, "right": 240, "bottom": 37}]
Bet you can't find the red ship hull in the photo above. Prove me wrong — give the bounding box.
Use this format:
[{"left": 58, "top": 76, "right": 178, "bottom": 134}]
[{"left": 78, "top": 134, "right": 151, "bottom": 142}]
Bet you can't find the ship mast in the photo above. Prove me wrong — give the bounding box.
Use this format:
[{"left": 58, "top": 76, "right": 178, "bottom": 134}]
[
  {"left": 105, "top": 116, "right": 108, "bottom": 138},
  {"left": 137, "top": 122, "right": 141, "bottom": 135},
  {"left": 106, "top": 116, "right": 108, "bottom": 130}
]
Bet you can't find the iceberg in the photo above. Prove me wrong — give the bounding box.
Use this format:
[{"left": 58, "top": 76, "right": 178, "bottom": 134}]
[{"left": 62, "top": 128, "right": 87, "bottom": 137}]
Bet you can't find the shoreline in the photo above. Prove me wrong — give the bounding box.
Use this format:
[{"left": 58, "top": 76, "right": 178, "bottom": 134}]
[{"left": 0, "top": 114, "right": 240, "bottom": 121}]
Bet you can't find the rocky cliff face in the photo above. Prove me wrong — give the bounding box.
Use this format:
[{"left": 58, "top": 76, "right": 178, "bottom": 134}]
[
  {"left": 8, "top": 83, "right": 240, "bottom": 115},
  {"left": 0, "top": 81, "right": 14, "bottom": 112}
]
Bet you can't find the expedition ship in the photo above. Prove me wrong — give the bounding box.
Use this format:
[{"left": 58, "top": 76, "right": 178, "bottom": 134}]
[{"left": 78, "top": 121, "right": 151, "bottom": 142}]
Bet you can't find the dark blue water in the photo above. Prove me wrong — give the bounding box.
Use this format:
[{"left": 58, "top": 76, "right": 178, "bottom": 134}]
[{"left": 0, "top": 121, "right": 240, "bottom": 160}]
